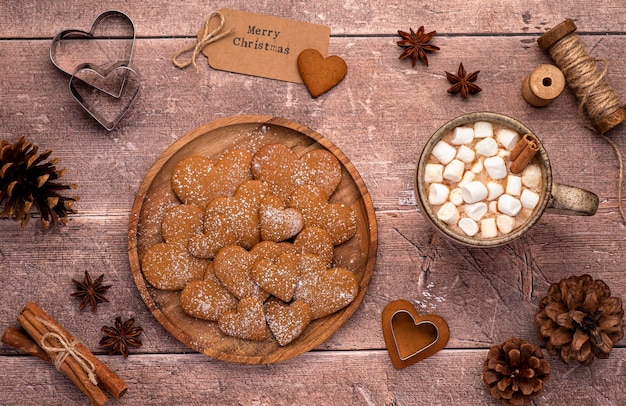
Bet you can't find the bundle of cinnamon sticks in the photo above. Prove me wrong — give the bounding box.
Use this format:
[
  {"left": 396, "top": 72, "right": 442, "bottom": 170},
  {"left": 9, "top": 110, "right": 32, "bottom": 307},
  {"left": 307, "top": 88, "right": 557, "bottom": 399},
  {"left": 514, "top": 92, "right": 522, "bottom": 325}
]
[
  {"left": 1, "top": 302, "right": 127, "bottom": 406},
  {"left": 510, "top": 133, "right": 541, "bottom": 174}
]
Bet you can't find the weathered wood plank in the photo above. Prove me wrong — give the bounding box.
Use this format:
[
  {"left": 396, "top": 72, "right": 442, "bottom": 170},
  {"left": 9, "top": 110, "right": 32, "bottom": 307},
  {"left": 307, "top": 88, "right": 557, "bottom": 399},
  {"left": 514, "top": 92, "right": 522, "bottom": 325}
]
[
  {"left": 1, "top": 36, "right": 625, "bottom": 213},
  {"left": 1, "top": 349, "right": 625, "bottom": 405},
  {"left": 2, "top": 1, "right": 626, "bottom": 37}
]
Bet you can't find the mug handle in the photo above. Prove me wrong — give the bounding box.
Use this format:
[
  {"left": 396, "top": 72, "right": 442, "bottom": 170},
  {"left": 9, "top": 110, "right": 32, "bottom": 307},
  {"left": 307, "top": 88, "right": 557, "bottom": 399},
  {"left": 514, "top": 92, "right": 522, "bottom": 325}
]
[{"left": 545, "top": 183, "right": 599, "bottom": 216}]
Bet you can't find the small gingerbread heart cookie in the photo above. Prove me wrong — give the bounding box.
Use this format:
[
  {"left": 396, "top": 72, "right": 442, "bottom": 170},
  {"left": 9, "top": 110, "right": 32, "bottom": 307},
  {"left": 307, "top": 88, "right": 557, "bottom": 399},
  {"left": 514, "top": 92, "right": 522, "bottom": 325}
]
[
  {"left": 297, "top": 48, "right": 347, "bottom": 98},
  {"left": 251, "top": 143, "right": 342, "bottom": 203},
  {"left": 142, "top": 242, "right": 208, "bottom": 290},
  {"left": 188, "top": 180, "right": 270, "bottom": 258},
  {"left": 293, "top": 226, "right": 334, "bottom": 268},
  {"left": 288, "top": 184, "right": 357, "bottom": 245},
  {"left": 218, "top": 297, "right": 270, "bottom": 341},
  {"left": 265, "top": 298, "right": 312, "bottom": 346},
  {"left": 251, "top": 252, "right": 302, "bottom": 302},
  {"left": 213, "top": 245, "right": 269, "bottom": 301},
  {"left": 293, "top": 254, "right": 359, "bottom": 319},
  {"left": 180, "top": 279, "right": 238, "bottom": 321},
  {"left": 259, "top": 195, "right": 304, "bottom": 242},
  {"left": 171, "top": 149, "right": 253, "bottom": 208},
  {"left": 161, "top": 204, "right": 203, "bottom": 247}
]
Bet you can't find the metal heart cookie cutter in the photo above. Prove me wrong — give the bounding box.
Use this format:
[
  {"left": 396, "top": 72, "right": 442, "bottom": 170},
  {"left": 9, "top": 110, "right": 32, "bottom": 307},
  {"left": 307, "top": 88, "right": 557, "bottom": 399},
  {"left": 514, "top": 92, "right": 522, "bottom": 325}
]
[{"left": 50, "top": 10, "right": 140, "bottom": 130}]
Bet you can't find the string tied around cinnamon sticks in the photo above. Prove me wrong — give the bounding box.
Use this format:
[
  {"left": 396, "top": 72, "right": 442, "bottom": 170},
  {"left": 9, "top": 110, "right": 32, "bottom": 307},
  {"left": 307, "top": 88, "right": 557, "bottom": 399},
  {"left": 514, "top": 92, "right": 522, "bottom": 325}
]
[
  {"left": 172, "top": 12, "right": 234, "bottom": 73},
  {"left": 539, "top": 19, "right": 626, "bottom": 224},
  {"left": 37, "top": 317, "right": 98, "bottom": 386}
]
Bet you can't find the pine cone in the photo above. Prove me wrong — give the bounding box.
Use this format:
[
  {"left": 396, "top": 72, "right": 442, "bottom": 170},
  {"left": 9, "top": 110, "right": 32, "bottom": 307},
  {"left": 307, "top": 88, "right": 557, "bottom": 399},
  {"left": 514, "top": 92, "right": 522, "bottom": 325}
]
[
  {"left": 483, "top": 337, "right": 550, "bottom": 405},
  {"left": 535, "top": 274, "right": 624, "bottom": 364},
  {"left": 0, "top": 136, "right": 78, "bottom": 228}
]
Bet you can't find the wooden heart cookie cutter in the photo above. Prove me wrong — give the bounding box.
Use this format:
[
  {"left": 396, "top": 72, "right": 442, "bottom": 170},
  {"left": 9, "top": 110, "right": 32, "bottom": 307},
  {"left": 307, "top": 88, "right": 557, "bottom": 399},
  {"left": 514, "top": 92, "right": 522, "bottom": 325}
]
[{"left": 382, "top": 299, "right": 450, "bottom": 369}]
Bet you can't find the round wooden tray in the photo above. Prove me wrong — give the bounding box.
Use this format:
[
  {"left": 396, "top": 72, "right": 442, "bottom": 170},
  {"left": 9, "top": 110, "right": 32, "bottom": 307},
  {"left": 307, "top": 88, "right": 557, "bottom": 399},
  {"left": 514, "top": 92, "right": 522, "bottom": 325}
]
[{"left": 128, "top": 115, "right": 378, "bottom": 364}]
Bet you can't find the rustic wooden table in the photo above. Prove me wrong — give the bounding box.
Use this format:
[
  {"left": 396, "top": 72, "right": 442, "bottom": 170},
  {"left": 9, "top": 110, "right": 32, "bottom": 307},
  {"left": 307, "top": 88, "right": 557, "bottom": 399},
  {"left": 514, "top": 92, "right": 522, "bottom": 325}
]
[{"left": 1, "top": 1, "right": 625, "bottom": 405}]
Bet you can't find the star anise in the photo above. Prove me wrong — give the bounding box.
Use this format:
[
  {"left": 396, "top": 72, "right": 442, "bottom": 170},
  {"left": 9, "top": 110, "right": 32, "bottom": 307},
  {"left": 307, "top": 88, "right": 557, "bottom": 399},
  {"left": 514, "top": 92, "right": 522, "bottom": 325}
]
[
  {"left": 70, "top": 271, "right": 111, "bottom": 313},
  {"left": 397, "top": 26, "right": 440, "bottom": 67},
  {"left": 446, "top": 63, "right": 482, "bottom": 99},
  {"left": 100, "top": 317, "right": 143, "bottom": 358}
]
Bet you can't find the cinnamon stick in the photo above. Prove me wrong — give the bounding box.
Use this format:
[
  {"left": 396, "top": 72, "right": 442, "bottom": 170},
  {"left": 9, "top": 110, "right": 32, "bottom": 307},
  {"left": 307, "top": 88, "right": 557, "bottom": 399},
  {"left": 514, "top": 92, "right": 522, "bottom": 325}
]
[
  {"left": 2, "top": 325, "right": 51, "bottom": 362},
  {"left": 510, "top": 133, "right": 540, "bottom": 174},
  {"left": 17, "top": 302, "right": 128, "bottom": 404}
]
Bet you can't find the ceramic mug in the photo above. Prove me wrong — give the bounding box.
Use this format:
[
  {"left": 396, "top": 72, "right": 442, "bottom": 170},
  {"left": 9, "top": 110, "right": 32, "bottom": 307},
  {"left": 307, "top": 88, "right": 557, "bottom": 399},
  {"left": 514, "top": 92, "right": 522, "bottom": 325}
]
[{"left": 415, "top": 112, "right": 599, "bottom": 247}]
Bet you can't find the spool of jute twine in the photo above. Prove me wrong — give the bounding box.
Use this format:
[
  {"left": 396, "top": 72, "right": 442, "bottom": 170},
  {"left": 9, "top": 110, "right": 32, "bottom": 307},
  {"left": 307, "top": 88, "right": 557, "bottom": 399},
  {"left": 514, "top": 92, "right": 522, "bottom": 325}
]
[{"left": 538, "top": 19, "right": 626, "bottom": 224}]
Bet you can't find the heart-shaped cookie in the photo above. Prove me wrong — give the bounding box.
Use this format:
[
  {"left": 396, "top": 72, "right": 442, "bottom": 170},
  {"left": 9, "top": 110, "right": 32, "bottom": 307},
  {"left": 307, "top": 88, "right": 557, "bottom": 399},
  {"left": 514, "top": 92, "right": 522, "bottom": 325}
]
[
  {"left": 69, "top": 62, "right": 140, "bottom": 131},
  {"left": 381, "top": 299, "right": 450, "bottom": 369},
  {"left": 171, "top": 150, "right": 253, "bottom": 209},
  {"left": 251, "top": 253, "right": 302, "bottom": 302},
  {"left": 293, "top": 226, "right": 334, "bottom": 268},
  {"left": 251, "top": 143, "right": 342, "bottom": 204},
  {"left": 218, "top": 297, "right": 270, "bottom": 341},
  {"left": 293, "top": 254, "right": 359, "bottom": 319},
  {"left": 213, "top": 245, "right": 269, "bottom": 301},
  {"left": 50, "top": 10, "right": 136, "bottom": 97},
  {"left": 161, "top": 204, "right": 203, "bottom": 247},
  {"left": 265, "top": 298, "right": 312, "bottom": 346},
  {"left": 297, "top": 48, "right": 347, "bottom": 98},
  {"left": 141, "top": 242, "right": 209, "bottom": 290},
  {"left": 180, "top": 279, "right": 238, "bottom": 321},
  {"left": 288, "top": 184, "right": 357, "bottom": 245},
  {"left": 260, "top": 195, "right": 304, "bottom": 242}
]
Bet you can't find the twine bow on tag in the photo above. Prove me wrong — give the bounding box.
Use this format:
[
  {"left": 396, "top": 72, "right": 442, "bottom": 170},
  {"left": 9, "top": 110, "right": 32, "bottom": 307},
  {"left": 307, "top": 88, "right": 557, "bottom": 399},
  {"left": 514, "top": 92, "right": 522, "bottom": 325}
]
[
  {"left": 172, "top": 12, "right": 234, "bottom": 73},
  {"left": 37, "top": 317, "right": 98, "bottom": 386}
]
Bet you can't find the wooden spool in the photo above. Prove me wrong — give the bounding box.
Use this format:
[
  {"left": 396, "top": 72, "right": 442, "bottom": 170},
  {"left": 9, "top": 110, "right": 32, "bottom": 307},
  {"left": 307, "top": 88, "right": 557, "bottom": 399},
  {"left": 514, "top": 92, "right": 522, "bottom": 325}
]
[
  {"left": 522, "top": 64, "right": 566, "bottom": 107},
  {"left": 537, "top": 18, "right": 626, "bottom": 134}
]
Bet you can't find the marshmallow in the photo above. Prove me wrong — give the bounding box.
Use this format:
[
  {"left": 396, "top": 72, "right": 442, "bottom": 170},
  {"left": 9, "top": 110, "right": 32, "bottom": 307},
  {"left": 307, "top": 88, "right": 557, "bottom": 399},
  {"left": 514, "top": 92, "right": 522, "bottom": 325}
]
[
  {"left": 456, "top": 145, "right": 475, "bottom": 163},
  {"left": 461, "top": 181, "right": 488, "bottom": 203},
  {"left": 484, "top": 156, "right": 507, "bottom": 179},
  {"left": 521, "top": 165, "right": 542, "bottom": 188},
  {"left": 496, "top": 215, "right": 516, "bottom": 234},
  {"left": 489, "top": 201, "right": 499, "bottom": 213},
  {"left": 465, "top": 202, "right": 488, "bottom": 221},
  {"left": 424, "top": 163, "right": 444, "bottom": 183},
  {"left": 443, "top": 159, "right": 465, "bottom": 182},
  {"left": 475, "top": 137, "right": 499, "bottom": 157},
  {"left": 428, "top": 183, "right": 450, "bottom": 205},
  {"left": 432, "top": 140, "right": 457, "bottom": 164},
  {"left": 470, "top": 159, "right": 483, "bottom": 174},
  {"left": 487, "top": 182, "right": 504, "bottom": 200},
  {"left": 458, "top": 170, "right": 475, "bottom": 187},
  {"left": 449, "top": 188, "right": 464, "bottom": 205},
  {"left": 451, "top": 126, "right": 475, "bottom": 144},
  {"left": 474, "top": 121, "right": 494, "bottom": 138},
  {"left": 481, "top": 218, "right": 498, "bottom": 238},
  {"left": 437, "top": 202, "right": 460, "bottom": 225},
  {"left": 459, "top": 218, "right": 479, "bottom": 236},
  {"left": 506, "top": 175, "right": 522, "bottom": 196},
  {"left": 498, "top": 194, "right": 522, "bottom": 216},
  {"left": 498, "top": 149, "right": 511, "bottom": 158},
  {"left": 496, "top": 128, "right": 520, "bottom": 150},
  {"left": 521, "top": 189, "right": 540, "bottom": 209}
]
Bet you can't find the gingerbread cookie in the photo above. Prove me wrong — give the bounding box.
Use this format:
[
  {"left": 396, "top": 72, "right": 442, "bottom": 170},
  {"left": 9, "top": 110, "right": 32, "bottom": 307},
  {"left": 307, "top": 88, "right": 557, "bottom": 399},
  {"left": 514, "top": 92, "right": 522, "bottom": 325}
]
[
  {"left": 288, "top": 184, "right": 357, "bottom": 245},
  {"left": 180, "top": 279, "right": 237, "bottom": 321},
  {"left": 161, "top": 204, "right": 203, "bottom": 247},
  {"left": 213, "top": 245, "right": 269, "bottom": 301},
  {"left": 293, "top": 226, "right": 334, "bottom": 267},
  {"left": 218, "top": 297, "right": 270, "bottom": 341},
  {"left": 265, "top": 298, "right": 312, "bottom": 346},
  {"left": 250, "top": 143, "right": 342, "bottom": 203},
  {"left": 293, "top": 254, "right": 359, "bottom": 319},
  {"left": 251, "top": 252, "right": 302, "bottom": 302},
  {"left": 259, "top": 195, "right": 304, "bottom": 242},
  {"left": 171, "top": 149, "right": 253, "bottom": 208},
  {"left": 142, "top": 243, "right": 208, "bottom": 290},
  {"left": 297, "top": 48, "right": 348, "bottom": 98}
]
